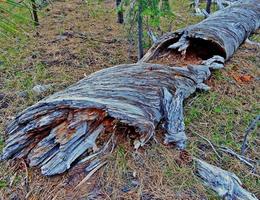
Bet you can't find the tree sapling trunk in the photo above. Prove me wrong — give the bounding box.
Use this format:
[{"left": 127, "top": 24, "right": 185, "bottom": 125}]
[
  {"left": 31, "top": 0, "right": 39, "bottom": 26},
  {"left": 116, "top": 0, "right": 124, "bottom": 24},
  {"left": 138, "top": 1, "right": 144, "bottom": 60},
  {"left": 206, "top": 0, "right": 212, "bottom": 14}
]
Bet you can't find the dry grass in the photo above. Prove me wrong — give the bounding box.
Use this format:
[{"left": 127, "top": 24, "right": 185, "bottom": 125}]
[{"left": 0, "top": 0, "right": 259, "bottom": 199}]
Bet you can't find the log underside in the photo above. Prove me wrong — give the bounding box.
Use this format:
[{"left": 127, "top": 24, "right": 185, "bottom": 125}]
[{"left": 2, "top": 1, "right": 260, "bottom": 200}]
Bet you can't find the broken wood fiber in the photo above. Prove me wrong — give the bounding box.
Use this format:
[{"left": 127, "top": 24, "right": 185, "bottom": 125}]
[{"left": 1, "top": 2, "right": 260, "bottom": 199}]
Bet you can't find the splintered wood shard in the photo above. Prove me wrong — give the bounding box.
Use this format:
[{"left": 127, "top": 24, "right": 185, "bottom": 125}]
[
  {"left": 1, "top": 1, "right": 260, "bottom": 198},
  {"left": 195, "top": 158, "right": 258, "bottom": 200}
]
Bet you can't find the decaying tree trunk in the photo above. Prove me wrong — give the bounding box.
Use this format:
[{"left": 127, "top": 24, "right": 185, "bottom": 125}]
[{"left": 1, "top": 1, "right": 260, "bottom": 199}]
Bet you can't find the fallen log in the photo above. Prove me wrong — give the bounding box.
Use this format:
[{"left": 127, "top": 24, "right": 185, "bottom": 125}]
[
  {"left": 3, "top": 63, "right": 212, "bottom": 176},
  {"left": 1, "top": 1, "right": 260, "bottom": 199}
]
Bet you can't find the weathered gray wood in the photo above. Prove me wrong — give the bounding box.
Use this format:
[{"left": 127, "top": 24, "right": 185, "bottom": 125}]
[
  {"left": 2, "top": 63, "right": 209, "bottom": 159},
  {"left": 195, "top": 158, "right": 258, "bottom": 200},
  {"left": 142, "top": 1, "right": 260, "bottom": 61},
  {"left": 1, "top": 1, "right": 259, "bottom": 198}
]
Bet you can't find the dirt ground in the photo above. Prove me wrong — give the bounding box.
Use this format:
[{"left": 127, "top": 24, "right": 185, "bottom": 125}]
[{"left": 0, "top": 0, "right": 259, "bottom": 199}]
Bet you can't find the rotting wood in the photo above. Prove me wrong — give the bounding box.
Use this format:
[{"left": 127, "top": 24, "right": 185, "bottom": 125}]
[{"left": 1, "top": 1, "right": 260, "bottom": 199}]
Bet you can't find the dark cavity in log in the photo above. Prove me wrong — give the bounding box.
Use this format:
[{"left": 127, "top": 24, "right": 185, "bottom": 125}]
[{"left": 149, "top": 36, "right": 226, "bottom": 67}]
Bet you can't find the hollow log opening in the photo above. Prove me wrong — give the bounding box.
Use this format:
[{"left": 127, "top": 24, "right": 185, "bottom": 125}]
[
  {"left": 186, "top": 38, "right": 226, "bottom": 60},
  {"left": 149, "top": 36, "right": 226, "bottom": 67}
]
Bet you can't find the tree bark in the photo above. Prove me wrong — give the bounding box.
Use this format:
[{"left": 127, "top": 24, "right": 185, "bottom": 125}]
[
  {"left": 116, "top": 0, "right": 124, "bottom": 24},
  {"left": 137, "top": 1, "right": 144, "bottom": 60},
  {"left": 2, "top": 1, "right": 260, "bottom": 199}
]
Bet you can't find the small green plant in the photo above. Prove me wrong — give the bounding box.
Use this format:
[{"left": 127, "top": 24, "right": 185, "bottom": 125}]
[
  {"left": 0, "top": 136, "right": 4, "bottom": 152},
  {"left": 0, "top": 180, "right": 7, "bottom": 189},
  {"left": 0, "top": 0, "right": 43, "bottom": 36},
  {"left": 116, "top": 145, "right": 128, "bottom": 172},
  {"left": 122, "top": 0, "right": 174, "bottom": 59}
]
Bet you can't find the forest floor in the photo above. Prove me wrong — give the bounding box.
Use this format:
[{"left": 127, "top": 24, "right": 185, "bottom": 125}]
[{"left": 0, "top": 0, "right": 259, "bottom": 199}]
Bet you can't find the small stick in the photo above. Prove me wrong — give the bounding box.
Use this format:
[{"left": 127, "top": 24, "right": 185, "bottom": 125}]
[
  {"left": 147, "top": 28, "right": 158, "bottom": 43},
  {"left": 241, "top": 115, "right": 260, "bottom": 155},
  {"left": 9, "top": 172, "right": 17, "bottom": 187},
  {"left": 75, "top": 161, "right": 107, "bottom": 189},
  {"left": 192, "top": 130, "right": 222, "bottom": 160},
  {"left": 220, "top": 146, "right": 256, "bottom": 169},
  {"left": 192, "top": 128, "right": 257, "bottom": 169},
  {"left": 21, "top": 159, "right": 30, "bottom": 193}
]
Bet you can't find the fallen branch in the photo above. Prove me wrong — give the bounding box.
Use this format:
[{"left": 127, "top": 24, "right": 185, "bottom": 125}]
[
  {"left": 220, "top": 146, "right": 257, "bottom": 169},
  {"left": 75, "top": 161, "right": 107, "bottom": 189},
  {"left": 194, "top": 158, "right": 258, "bottom": 200},
  {"left": 147, "top": 28, "right": 158, "bottom": 43},
  {"left": 191, "top": 127, "right": 257, "bottom": 169},
  {"left": 52, "top": 31, "right": 119, "bottom": 44},
  {"left": 192, "top": 131, "right": 222, "bottom": 160},
  {"left": 241, "top": 115, "right": 260, "bottom": 155}
]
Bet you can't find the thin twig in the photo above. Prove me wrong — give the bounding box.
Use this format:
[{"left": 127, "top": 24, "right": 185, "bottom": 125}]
[
  {"left": 75, "top": 161, "right": 107, "bottom": 189},
  {"left": 220, "top": 146, "right": 256, "bottom": 169},
  {"left": 192, "top": 130, "right": 222, "bottom": 160},
  {"left": 241, "top": 115, "right": 260, "bottom": 155},
  {"left": 21, "top": 159, "right": 30, "bottom": 193},
  {"left": 190, "top": 127, "right": 258, "bottom": 169},
  {"left": 9, "top": 172, "right": 17, "bottom": 187},
  {"left": 147, "top": 27, "right": 158, "bottom": 43}
]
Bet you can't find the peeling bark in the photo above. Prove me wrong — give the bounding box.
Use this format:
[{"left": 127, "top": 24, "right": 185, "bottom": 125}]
[{"left": 1, "top": 1, "right": 260, "bottom": 198}]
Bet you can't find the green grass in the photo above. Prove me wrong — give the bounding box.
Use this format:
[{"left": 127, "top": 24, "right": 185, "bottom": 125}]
[
  {"left": 0, "top": 1, "right": 34, "bottom": 36},
  {"left": 0, "top": 136, "right": 4, "bottom": 152},
  {"left": 186, "top": 90, "right": 258, "bottom": 149},
  {"left": 0, "top": 180, "right": 7, "bottom": 189},
  {"left": 250, "top": 33, "right": 260, "bottom": 42},
  {"left": 115, "top": 145, "right": 128, "bottom": 172}
]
